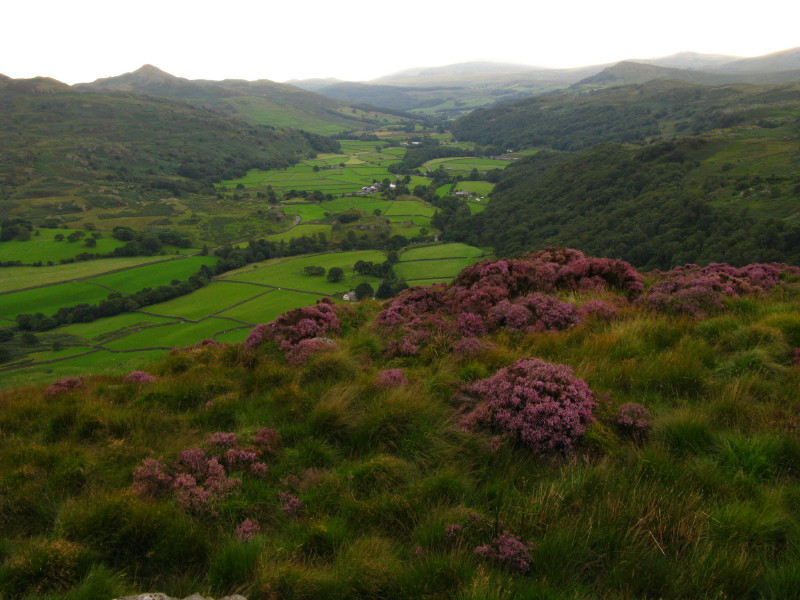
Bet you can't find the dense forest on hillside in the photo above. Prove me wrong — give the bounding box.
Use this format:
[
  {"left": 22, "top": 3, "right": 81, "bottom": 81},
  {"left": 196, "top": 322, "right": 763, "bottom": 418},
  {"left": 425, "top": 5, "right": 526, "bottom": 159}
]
[
  {"left": 451, "top": 80, "right": 800, "bottom": 151},
  {"left": 435, "top": 136, "right": 800, "bottom": 269}
]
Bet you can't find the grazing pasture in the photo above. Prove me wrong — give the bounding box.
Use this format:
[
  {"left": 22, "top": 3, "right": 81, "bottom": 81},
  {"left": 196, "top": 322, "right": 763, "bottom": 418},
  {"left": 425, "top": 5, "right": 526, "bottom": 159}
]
[{"left": 0, "top": 228, "right": 127, "bottom": 264}]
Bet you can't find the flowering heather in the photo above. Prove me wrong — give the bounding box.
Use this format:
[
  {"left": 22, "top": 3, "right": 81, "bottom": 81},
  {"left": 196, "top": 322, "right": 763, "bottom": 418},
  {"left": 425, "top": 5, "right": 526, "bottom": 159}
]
[
  {"left": 385, "top": 336, "right": 421, "bottom": 357},
  {"left": 279, "top": 492, "right": 303, "bottom": 516},
  {"left": 253, "top": 427, "right": 280, "bottom": 454},
  {"left": 451, "top": 337, "right": 491, "bottom": 358},
  {"left": 193, "top": 338, "right": 223, "bottom": 350},
  {"left": 461, "top": 358, "right": 596, "bottom": 454},
  {"left": 124, "top": 370, "right": 157, "bottom": 384},
  {"left": 488, "top": 300, "right": 532, "bottom": 331},
  {"left": 516, "top": 293, "right": 581, "bottom": 332},
  {"left": 207, "top": 431, "right": 238, "bottom": 448},
  {"left": 615, "top": 403, "right": 653, "bottom": 439},
  {"left": 236, "top": 519, "right": 261, "bottom": 542},
  {"left": 376, "top": 369, "right": 407, "bottom": 388},
  {"left": 225, "top": 448, "right": 259, "bottom": 467},
  {"left": 474, "top": 531, "right": 532, "bottom": 573},
  {"left": 250, "top": 462, "right": 268, "bottom": 478},
  {"left": 579, "top": 299, "right": 619, "bottom": 320},
  {"left": 284, "top": 337, "right": 337, "bottom": 365},
  {"left": 458, "top": 312, "right": 488, "bottom": 336},
  {"left": 444, "top": 524, "right": 463, "bottom": 539},
  {"left": 132, "top": 457, "right": 173, "bottom": 498},
  {"left": 44, "top": 376, "right": 85, "bottom": 397},
  {"left": 793, "top": 348, "right": 800, "bottom": 366},
  {"left": 175, "top": 448, "right": 208, "bottom": 478},
  {"left": 244, "top": 299, "right": 341, "bottom": 366},
  {"left": 374, "top": 249, "right": 639, "bottom": 357},
  {"left": 642, "top": 262, "right": 796, "bottom": 318}
]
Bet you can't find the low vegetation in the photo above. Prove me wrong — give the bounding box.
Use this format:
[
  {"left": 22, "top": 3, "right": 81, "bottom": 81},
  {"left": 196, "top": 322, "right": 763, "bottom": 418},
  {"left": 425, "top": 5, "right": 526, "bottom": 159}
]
[{"left": 2, "top": 250, "right": 799, "bottom": 599}]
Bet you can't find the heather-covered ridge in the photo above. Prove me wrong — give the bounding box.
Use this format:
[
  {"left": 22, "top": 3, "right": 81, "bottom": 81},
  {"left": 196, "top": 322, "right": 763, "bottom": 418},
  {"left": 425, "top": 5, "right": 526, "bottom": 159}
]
[{"left": 2, "top": 251, "right": 800, "bottom": 599}]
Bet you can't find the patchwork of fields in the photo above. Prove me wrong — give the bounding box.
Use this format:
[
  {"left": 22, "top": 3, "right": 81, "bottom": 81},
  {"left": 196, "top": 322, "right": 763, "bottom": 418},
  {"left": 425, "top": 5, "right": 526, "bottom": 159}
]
[
  {"left": 221, "top": 141, "right": 404, "bottom": 195},
  {"left": 0, "top": 243, "right": 488, "bottom": 388},
  {"left": 1, "top": 135, "right": 502, "bottom": 385}
]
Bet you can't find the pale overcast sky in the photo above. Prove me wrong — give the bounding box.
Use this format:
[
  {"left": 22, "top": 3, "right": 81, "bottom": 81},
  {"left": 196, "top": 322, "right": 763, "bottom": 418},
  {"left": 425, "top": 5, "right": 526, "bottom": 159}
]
[{"left": 2, "top": 0, "right": 798, "bottom": 84}]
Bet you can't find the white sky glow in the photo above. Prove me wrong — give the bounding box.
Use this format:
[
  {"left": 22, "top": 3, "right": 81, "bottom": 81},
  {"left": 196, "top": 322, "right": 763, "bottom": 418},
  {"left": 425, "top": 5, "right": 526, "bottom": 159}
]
[{"left": 2, "top": 0, "right": 798, "bottom": 84}]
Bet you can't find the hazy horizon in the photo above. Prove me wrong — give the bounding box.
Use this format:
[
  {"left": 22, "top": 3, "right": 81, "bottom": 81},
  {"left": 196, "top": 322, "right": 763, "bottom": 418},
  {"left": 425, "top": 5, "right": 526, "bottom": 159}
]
[{"left": 2, "top": 0, "right": 798, "bottom": 85}]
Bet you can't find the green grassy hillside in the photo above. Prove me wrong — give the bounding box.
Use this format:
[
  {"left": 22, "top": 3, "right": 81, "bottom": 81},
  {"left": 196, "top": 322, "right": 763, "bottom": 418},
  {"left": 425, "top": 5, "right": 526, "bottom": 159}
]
[
  {"left": 1, "top": 251, "right": 799, "bottom": 599},
  {"left": 75, "top": 65, "right": 413, "bottom": 135},
  {"left": 0, "top": 78, "right": 338, "bottom": 204}
]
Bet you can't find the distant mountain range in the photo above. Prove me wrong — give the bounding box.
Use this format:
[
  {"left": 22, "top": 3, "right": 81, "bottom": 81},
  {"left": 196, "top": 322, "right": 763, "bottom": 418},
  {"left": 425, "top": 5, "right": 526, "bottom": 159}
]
[{"left": 289, "top": 46, "right": 800, "bottom": 118}]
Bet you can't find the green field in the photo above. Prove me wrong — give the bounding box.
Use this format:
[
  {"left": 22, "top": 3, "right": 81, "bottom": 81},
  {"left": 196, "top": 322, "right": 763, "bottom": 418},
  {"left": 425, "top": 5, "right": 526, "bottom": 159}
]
[
  {"left": 435, "top": 183, "right": 454, "bottom": 197},
  {"left": 87, "top": 256, "right": 218, "bottom": 293},
  {"left": 0, "top": 256, "right": 195, "bottom": 293},
  {"left": 454, "top": 181, "right": 495, "bottom": 195},
  {"left": 400, "top": 243, "right": 487, "bottom": 261},
  {"left": 0, "top": 348, "right": 168, "bottom": 390},
  {"left": 423, "top": 157, "right": 511, "bottom": 174},
  {"left": 221, "top": 250, "right": 387, "bottom": 295},
  {"left": 216, "top": 289, "right": 321, "bottom": 324},
  {"left": 104, "top": 317, "right": 236, "bottom": 351},
  {"left": 56, "top": 312, "right": 178, "bottom": 343},
  {"left": 467, "top": 201, "right": 488, "bottom": 214},
  {"left": 220, "top": 141, "right": 402, "bottom": 195},
  {"left": 0, "top": 282, "right": 113, "bottom": 320},
  {"left": 386, "top": 216, "right": 432, "bottom": 226},
  {"left": 383, "top": 200, "right": 436, "bottom": 217},
  {"left": 143, "top": 281, "right": 267, "bottom": 320},
  {"left": 267, "top": 224, "right": 333, "bottom": 242},
  {"left": 0, "top": 228, "right": 126, "bottom": 264},
  {"left": 280, "top": 203, "right": 331, "bottom": 221},
  {"left": 393, "top": 257, "right": 481, "bottom": 280},
  {"left": 322, "top": 197, "right": 390, "bottom": 214}
]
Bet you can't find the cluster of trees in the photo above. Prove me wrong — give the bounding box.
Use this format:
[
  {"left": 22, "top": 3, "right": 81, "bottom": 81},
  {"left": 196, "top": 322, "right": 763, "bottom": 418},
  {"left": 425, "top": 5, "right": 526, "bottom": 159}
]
[
  {"left": 0, "top": 219, "right": 34, "bottom": 241},
  {"left": 435, "top": 141, "right": 800, "bottom": 269}
]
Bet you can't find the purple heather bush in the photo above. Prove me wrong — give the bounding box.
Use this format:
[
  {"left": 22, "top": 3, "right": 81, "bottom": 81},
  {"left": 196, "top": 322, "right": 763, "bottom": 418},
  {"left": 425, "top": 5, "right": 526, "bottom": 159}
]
[
  {"left": 253, "top": 427, "right": 280, "bottom": 454},
  {"left": 208, "top": 431, "right": 238, "bottom": 448},
  {"left": 461, "top": 358, "right": 596, "bottom": 454},
  {"left": 133, "top": 430, "right": 274, "bottom": 515},
  {"left": 451, "top": 337, "right": 492, "bottom": 358},
  {"left": 375, "top": 249, "right": 640, "bottom": 357},
  {"left": 615, "top": 403, "right": 653, "bottom": 440},
  {"left": 124, "top": 370, "right": 157, "bottom": 384},
  {"left": 44, "top": 376, "right": 85, "bottom": 397},
  {"left": 279, "top": 492, "right": 303, "bottom": 516},
  {"left": 284, "top": 337, "right": 338, "bottom": 365},
  {"left": 516, "top": 293, "right": 581, "bottom": 332},
  {"left": 244, "top": 298, "right": 340, "bottom": 357},
  {"left": 236, "top": 519, "right": 261, "bottom": 542},
  {"left": 376, "top": 369, "right": 407, "bottom": 388},
  {"left": 132, "top": 457, "right": 173, "bottom": 498},
  {"left": 641, "top": 262, "right": 796, "bottom": 317},
  {"left": 579, "top": 299, "right": 620, "bottom": 320},
  {"left": 444, "top": 524, "right": 463, "bottom": 539},
  {"left": 474, "top": 531, "right": 532, "bottom": 573}
]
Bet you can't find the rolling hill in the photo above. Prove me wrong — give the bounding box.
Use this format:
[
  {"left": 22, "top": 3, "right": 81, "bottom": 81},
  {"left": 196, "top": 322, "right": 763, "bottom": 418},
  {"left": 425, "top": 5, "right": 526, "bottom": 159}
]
[
  {"left": 0, "top": 77, "right": 339, "bottom": 203},
  {"left": 75, "top": 65, "right": 410, "bottom": 134}
]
